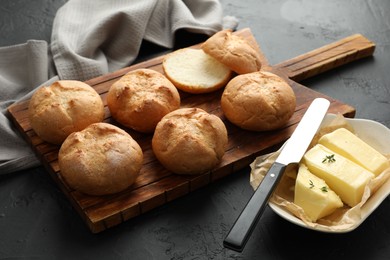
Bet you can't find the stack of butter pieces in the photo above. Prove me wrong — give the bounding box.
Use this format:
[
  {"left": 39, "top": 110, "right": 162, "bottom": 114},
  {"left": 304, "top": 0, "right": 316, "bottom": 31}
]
[{"left": 294, "top": 127, "right": 390, "bottom": 222}]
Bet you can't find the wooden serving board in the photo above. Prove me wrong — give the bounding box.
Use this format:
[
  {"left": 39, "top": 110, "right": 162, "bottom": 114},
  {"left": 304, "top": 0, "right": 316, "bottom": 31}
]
[{"left": 7, "top": 28, "right": 375, "bottom": 233}]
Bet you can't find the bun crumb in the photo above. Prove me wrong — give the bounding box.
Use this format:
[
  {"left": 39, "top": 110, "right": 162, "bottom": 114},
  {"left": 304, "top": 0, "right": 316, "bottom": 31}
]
[{"left": 162, "top": 48, "right": 232, "bottom": 94}]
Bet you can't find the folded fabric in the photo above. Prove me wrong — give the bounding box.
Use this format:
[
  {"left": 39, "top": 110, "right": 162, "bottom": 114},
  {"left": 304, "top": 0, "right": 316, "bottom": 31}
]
[
  {"left": 0, "top": 41, "right": 56, "bottom": 173},
  {"left": 52, "top": 0, "right": 225, "bottom": 81},
  {"left": 0, "top": 0, "right": 234, "bottom": 174}
]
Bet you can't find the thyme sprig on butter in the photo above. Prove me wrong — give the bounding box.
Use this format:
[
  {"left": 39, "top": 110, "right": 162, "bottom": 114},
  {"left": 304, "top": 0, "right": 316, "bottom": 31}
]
[
  {"left": 322, "top": 154, "right": 336, "bottom": 163},
  {"left": 320, "top": 186, "right": 328, "bottom": 192},
  {"left": 309, "top": 180, "right": 314, "bottom": 189},
  {"left": 308, "top": 179, "right": 328, "bottom": 193}
]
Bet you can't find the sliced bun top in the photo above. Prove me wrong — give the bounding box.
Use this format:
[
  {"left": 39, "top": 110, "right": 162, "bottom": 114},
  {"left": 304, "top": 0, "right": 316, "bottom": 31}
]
[{"left": 201, "top": 29, "right": 262, "bottom": 74}]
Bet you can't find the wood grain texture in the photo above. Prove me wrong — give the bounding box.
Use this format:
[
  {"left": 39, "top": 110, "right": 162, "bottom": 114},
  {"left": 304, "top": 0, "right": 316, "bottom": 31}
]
[
  {"left": 274, "top": 34, "right": 375, "bottom": 82},
  {"left": 7, "top": 28, "right": 373, "bottom": 233}
]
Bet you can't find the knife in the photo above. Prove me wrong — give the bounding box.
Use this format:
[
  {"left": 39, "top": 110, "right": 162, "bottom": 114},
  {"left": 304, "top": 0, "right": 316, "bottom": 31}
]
[{"left": 223, "top": 97, "right": 330, "bottom": 252}]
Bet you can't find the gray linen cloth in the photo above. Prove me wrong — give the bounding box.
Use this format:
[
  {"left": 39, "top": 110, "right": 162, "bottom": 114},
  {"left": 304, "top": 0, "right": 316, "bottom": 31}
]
[{"left": 0, "top": 0, "right": 236, "bottom": 174}]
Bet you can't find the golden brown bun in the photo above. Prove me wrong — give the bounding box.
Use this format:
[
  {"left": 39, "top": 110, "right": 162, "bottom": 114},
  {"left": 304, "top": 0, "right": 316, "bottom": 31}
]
[
  {"left": 162, "top": 48, "right": 232, "bottom": 94},
  {"left": 221, "top": 71, "right": 296, "bottom": 131},
  {"left": 58, "top": 122, "right": 143, "bottom": 196},
  {"left": 107, "top": 69, "right": 180, "bottom": 133},
  {"left": 201, "top": 29, "right": 262, "bottom": 74},
  {"left": 28, "top": 80, "right": 104, "bottom": 145},
  {"left": 152, "top": 108, "right": 228, "bottom": 175}
]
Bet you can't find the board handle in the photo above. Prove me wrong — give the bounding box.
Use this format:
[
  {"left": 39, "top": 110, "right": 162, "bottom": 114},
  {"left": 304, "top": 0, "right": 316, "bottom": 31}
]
[{"left": 274, "top": 34, "right": 375, "bottom": 82}]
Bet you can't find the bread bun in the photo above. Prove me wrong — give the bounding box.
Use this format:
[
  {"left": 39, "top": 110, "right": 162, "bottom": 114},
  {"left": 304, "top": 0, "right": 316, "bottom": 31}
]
[
  {"left": 28, "top": 80, "right": 104, "bottom": 145},
  {"left": 107, "top": 69, "right": 180, "bottom": 133},
  {"left": 221, "top": 71, "right": 296, "bottom": 131},
  {"left": 201, "top": 29, "right": 262, "bottom": 74},
  {"left": 152, "top": 108, "right": 228, "bottom": 175},
  {"left": 162, "top": 48, "right": 232, "bottom": 94},
  {"left": 58, "top": 122, "right": 143, "bottom": 196}
]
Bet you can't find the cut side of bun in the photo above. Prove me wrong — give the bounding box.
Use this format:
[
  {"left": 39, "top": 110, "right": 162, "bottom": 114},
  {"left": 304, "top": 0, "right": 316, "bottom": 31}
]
[
  {"left": 162, "top": 48, "right": 232, "bottom": 94},
  {"left": 201, "top": 29, "right": 262, "bottom": 74}
]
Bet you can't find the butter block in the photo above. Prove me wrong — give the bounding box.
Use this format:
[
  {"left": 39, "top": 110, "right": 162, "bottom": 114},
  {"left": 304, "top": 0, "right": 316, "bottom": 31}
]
[
  {"left": 319, "top": 128, "right": 390, "bottom": 176},
  {"left": 303, "top": 144, "right": 375, "bottom": 207},
  {"left": 294, "top": 164, "right": 343, "bottom": 222}
]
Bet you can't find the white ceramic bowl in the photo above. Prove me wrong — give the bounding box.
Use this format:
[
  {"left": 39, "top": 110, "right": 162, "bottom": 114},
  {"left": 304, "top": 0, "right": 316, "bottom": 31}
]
[{"left": 269, "top": 114, "right": 390, "bottom": 233}]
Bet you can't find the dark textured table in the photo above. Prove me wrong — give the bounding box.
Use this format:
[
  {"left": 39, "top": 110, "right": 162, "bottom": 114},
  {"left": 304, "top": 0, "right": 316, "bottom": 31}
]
[{"left": 1, "top": 0, "right": 390, "bottom": 259}]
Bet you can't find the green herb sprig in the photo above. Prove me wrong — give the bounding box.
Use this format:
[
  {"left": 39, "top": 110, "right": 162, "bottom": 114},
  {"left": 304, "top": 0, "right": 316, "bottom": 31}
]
[
  {"left": 322, "top": 154, "right": 336, "bottom": 163},
  {"left": 308, "top": 179, "right": 329, "bottom": 193}
]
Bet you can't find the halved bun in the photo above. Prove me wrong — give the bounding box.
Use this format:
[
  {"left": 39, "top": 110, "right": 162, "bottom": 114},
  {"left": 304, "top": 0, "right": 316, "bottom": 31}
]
[
  {"left": 162, "top": 48, "right": 232, "bottom": 94},
  {"left": 201, "top": 29, "right": 262, "bottom": 74}
]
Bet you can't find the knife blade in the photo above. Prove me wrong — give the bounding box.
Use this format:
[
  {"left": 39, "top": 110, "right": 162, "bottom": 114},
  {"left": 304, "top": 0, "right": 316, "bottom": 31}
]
[{"left": 223, "top": 97, "right": 330, "bottom": 252}]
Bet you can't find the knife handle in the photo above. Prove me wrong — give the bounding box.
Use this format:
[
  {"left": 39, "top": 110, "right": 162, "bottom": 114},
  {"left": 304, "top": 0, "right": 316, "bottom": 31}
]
[{"left": 223, "top": 162, "right": 287, "bottom": 252}]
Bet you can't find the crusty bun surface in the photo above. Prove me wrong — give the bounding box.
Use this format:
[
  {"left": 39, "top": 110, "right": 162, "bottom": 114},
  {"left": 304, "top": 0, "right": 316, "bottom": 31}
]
[
  {"left": 58, "top": 122, "right": 143, "bottom": 196},
  {"left": 107, "top": 69, "right": 180, "bottom": 133},
  {"left": 162, "top": 48, "right": 232, "bottom": 94},
  {"left": 201, "top": 29, "right": 262, "bottom": 74},
  {"left": 28, "top": 80, "right": 104, "bottom": 145},
  {"left": 152, "top": 108, "right": 228, "bottom": 175},
  {"left": 221, "top": 71, "right": 296, "bottom": 131}
]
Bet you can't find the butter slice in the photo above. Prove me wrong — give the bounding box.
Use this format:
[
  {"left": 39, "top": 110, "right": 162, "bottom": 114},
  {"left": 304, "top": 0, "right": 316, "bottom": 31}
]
[
  {"left": 294, "top": 164, "right": 343, "bottom": 222},
  {"left": 319, "top": 128, "right": 390, "bottom": 176},
  {"left": 303, "top": 144, "right": 375, "bottom": 207}
]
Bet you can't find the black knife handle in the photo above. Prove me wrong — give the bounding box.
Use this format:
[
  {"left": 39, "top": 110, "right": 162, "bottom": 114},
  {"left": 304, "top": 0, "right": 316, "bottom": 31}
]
[{"left": 223, "top": 162, "right": 287, "bottom": 252}]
